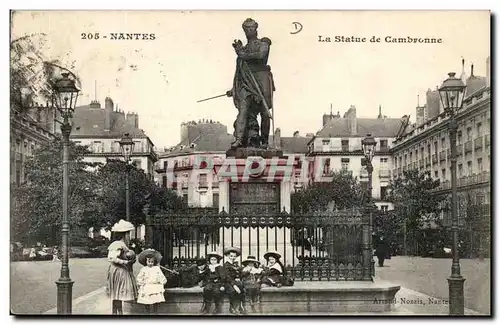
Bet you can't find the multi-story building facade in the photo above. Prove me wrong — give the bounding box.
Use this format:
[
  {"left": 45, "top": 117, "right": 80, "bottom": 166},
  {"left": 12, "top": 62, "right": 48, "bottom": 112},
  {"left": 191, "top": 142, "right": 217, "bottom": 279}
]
[
  {"left": 154, "top": 120, "right": 311, "bottom": 209},
  {"left": 10, "top": 103, "right": 58, "bottom": 185},
  {"left": 307, "top": 105, "right": 401, "bottom": 211},
  {"left": 70, "top": 97, "right": 157, "bottom": 176},
  {"left": 391, "top": 59, "right": 491, "bottom": 256}
]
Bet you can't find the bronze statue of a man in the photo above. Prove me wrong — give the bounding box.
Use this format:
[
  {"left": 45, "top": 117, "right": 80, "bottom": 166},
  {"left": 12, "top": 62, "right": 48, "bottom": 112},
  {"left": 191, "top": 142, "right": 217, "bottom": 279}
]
[{"left": 228, "top": 18, "right": 275, "bottom": 149}]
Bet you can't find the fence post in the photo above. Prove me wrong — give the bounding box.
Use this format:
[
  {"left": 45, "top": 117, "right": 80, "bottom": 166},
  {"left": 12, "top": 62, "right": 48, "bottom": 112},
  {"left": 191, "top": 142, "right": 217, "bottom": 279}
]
[
  {"left": 143, "top": 202, "right": 153, "bottom": 248},
  {"left": 362, "top": 207, "right": 373, "bottom": 281}
]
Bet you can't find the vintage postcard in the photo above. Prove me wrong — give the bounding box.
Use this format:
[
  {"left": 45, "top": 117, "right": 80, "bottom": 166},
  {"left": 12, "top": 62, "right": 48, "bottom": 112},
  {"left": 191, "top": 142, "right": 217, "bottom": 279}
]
[{"left": 10, "top": 10, "right": 490, "bottom": 316}]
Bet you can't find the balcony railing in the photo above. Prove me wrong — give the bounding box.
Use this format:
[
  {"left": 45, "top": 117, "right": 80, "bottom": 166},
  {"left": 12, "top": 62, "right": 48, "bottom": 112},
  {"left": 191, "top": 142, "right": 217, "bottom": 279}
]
[
  {"left": 474, "top": 137, "right": 483, "bottom": 151},
  {"left": 379, "top": 169, "right": 390, "bottom": 178},
  {"left": 182, "top": 182, "right": 188, "bottom": 189},
  {"left": 425, "top": 157, "right": 430, "bottom": 166},
  {"left": 432, "top": 154, "right": 438, "bottom": 164},
  {"left": 433, "top": 171, "right": 490, "bottom": 192},
  {"left": 439, "top": 150, "right": 446, "bottom": 162},
  {"left": 198, "top": 181, "right": 209, "bottom": 189},
  {"left": 464, "top": 141, "right": 472, "bottom": 154},
  {"left": 485, "top": 134, "right": 490, "bottom": 148},
  {"left": 419, "top": 159, "right": 424, "bottom": 168},
  {"left": 360, "top": 168, "right": 369, "bottom": 178},
  {"left": 413, "top": 162, "right": 418, "bottom": 170}
]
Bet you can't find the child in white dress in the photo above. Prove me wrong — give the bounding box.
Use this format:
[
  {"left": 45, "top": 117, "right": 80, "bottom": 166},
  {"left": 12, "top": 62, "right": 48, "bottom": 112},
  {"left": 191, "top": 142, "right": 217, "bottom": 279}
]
[{"left": 136, "top": 249, "right": 167, "bottom": 314}]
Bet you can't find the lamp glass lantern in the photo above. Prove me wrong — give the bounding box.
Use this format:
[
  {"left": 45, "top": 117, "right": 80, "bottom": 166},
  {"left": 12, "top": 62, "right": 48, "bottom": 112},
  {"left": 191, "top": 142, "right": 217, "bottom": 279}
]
[
  {"left": 119, "top": 133, "right": 135, "bottom": 162},
  {"left": 438, "top": 72, "right": 466, "bottom": 115},
  {"left": 52, "top": 72, "right": 80, "bottom": 118},
  {"left": 361, "top": 133, "right": 377, "bottom": 162}
]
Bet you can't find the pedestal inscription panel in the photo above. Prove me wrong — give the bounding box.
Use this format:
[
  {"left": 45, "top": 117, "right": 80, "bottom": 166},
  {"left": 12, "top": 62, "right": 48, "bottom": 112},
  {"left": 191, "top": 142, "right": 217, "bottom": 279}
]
[{"left": 229, "top": 182, "right": 280, "bottom": 214}]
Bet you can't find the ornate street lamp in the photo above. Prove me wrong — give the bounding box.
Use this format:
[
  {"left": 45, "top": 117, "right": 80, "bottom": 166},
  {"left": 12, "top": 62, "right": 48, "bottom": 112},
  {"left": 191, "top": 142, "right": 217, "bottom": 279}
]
[
  {"left": 52, "top": 72, "right": 80, "bottom": 314},
  {"left": 438, "top": 72, "right": 467, "bottom": 315},
  {"left": 119, "top": 133, "right": 135, "bottom": 222},
  {"left": 361, "top": 133, "right": 377, "bottom": 280}
]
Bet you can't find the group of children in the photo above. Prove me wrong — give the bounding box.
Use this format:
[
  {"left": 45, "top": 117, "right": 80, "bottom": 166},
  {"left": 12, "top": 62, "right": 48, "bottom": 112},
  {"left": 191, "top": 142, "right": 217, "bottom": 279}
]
[
  {"left": 197, "top": 247, "right": 287, "bottom": 315},
  {"left": 134, "top": 246, "right": 288, "bottom": 315}
]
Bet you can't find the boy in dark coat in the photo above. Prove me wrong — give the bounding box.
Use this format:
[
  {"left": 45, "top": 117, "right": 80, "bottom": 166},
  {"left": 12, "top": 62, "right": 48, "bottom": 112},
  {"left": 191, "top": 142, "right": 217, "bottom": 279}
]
[
  {"left": 222, "top": 247, "right": 246, "bottom": 314},
  {"left": 241, "top": 255, "right": 263, "bottom": 312},
  {"left": 199, "top": 252, "right": 224, "bottom": 314}
]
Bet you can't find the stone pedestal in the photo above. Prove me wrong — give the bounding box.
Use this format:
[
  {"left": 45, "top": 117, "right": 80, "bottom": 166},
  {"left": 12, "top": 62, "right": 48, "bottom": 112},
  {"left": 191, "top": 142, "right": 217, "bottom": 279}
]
[{"left": 226, "top": 147, "right": 284, "bottom": 159}]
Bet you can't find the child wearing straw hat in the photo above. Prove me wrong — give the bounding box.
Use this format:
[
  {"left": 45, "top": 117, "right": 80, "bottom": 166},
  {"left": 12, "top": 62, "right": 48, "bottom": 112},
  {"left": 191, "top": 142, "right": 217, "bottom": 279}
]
[
  {"left": 262, "top": 251, "right": 285, "bottom": 287},
  {"left": 241, "top": 255, "right": 263, "bottom": 312},
  {"left": 106, "top": 219, "right": 138, "bottom": 315},
  {"left": 136, "top": 249, "right": 167, "bottom": 314},
  {"left": 222, "top": 247, "right": 246, "bottom": 315},
  {"left": 199, "top": 251, "right": 224, "bottom": 314}
]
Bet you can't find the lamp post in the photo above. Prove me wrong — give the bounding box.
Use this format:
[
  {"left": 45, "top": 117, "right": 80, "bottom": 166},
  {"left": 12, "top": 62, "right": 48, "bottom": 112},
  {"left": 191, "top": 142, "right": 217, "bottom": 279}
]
[
  {"left": 361, "top": 133, "right": 377, "bottom": 279},
  {"left": 53, "top": 72, "right": 80, "bottom": 314},
  {"left": 119, "top": 133, "right": 135, "bottom": 222},
  {"left": 438, "top": 72, "right": 467, "bottom": 315}
]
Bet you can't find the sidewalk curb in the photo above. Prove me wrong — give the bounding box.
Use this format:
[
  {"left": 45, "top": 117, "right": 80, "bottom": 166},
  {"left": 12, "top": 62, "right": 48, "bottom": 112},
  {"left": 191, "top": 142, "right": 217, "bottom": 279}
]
[{"left": 44, "top": 286, "right": 106, "bottom": 314}]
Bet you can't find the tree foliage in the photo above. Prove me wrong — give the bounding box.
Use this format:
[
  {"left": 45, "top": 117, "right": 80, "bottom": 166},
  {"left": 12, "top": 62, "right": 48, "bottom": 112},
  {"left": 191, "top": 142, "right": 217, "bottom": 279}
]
[
  {"left": 10, "top": 33, "right": 80, "bottom": 113},
  {"left": 387, "top": 169, "right": 446, "bottom": 253},
  {"left": 11, "top": 139, "right": 187, "bottom": 245},
  {"left": 291, "top": 170, "right": 365, "bottom": 213},
  {"left": 11, "top": 140, "right": 102, "bottom": 245}
]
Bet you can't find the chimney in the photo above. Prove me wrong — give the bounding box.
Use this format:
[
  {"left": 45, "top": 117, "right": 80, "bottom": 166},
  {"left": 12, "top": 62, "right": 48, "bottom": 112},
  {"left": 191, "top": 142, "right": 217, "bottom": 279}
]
[
  {"left": 89, "top": 100, "right": 101, "bottom": 109},
  {"left": 470, "top": 63, "right": 474, "bottom": 77},
  {"left": 274, "top": 128, "right": 281, "bottom": 149},
  {"left": 104, "top": 97, "right": 113, "bottom": 131},
  {"left": 293, "top": 131, "right": 300, "bottom": 137},
  {"left": 126, "top": 112, "right": 139, "bottom": 128},
  {"left": 346, "top": 105, "right": 357, "bottom": 135},
  {"left": 377, "top": 105, "right": 383, "bottom": 119}
]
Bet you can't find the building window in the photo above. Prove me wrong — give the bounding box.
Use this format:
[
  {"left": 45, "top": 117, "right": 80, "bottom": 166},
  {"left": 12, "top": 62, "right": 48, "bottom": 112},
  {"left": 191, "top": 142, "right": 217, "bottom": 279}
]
[
  {"left": 434, "top": 141, "right": 438, "bottom": 155},
  {"left": 183, "top": 194, "right": 188, "bottom": 204},
  {"left": 393, "top": 157, "right": 398, "bottom": 168},
  {"left": 212, "top": 193, "right": 219, "bottom": 209},
  {"left": 457, "top": 131, "right": 462, "bottom": 145},
  {"left": 380, "top": 186, "right": 388, "bottom": 200},
  {"left": 380, "top": 139, "right": 388, "bottom": 150},
  {"left": 341, "top": 139, "right": 349, "bottom": 151},
  {"left": 323, "top": 158, "right": 331, "bottom": 175},
  {"left": 380, "top": 158, "right": 388, "bottom": 169},
  {"left": 409, "top": 152, "right": 413, "bottom": 162},
  {"left": 458, "top": 164, "right": 463, "bottom": 177},
  {"left": 341, "top": 158, "right": 350, "bottom": 171},
  {"left": 441, "top": 137, "right": 446, "bottom": 150},
  {"left": 162, "top": 176, "right": 167, "bottom": 188},
  {"left": 427, "top": 144, "right": 431, "bottom": 157},
  {"left": 93, "top": 141, "right": 103, "bottom": 153},
  {"left": 477, "top": 123, "right": 482, "bottom": 137},
  {"left": 466, "top": 127, "right": 472, "bottom": 141},
  {"left": 380, "top": 205, "right": 389, "bottom": 213},
  {"left": 434, "top": 171, "right": 438, "bottom": 178},
  {"left": 477, "top": 158, "right": 483, "bottom": 173},
  {"left": 441, "top": 168, "right": 446, "bottom": 180},
  {"left": 134, "top": 141, "right": 141, "bottom": 152},
  {"left": 467, "top": 161, "right": 472, "bottom": 176}
]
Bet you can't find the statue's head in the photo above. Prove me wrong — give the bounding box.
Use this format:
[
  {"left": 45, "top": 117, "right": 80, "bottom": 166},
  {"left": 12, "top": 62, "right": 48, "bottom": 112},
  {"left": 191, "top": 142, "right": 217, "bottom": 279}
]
[{"left": 242, "top": 18, "right": 258, "bottom": 38}]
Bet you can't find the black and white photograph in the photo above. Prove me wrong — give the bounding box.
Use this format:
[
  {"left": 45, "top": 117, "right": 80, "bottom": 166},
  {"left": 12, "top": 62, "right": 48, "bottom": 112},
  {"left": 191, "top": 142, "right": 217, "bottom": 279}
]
[{"left": 9, "top": 9, "right": 491, "bottom": 316}]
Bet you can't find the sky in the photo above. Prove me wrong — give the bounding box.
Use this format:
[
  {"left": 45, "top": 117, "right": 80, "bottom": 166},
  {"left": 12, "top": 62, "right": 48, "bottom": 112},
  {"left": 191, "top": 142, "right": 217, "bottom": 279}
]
[{"left": 11, "top": 10, "right": 490, "bottom": 149}]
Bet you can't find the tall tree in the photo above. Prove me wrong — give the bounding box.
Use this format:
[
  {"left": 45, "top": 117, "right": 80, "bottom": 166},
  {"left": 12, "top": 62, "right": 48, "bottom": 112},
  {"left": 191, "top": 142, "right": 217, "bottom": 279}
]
[
  {"left": 96, "top": 160, "right": 188, "bottom": 230},
  {"left": 11, "top": 139, "right": 102, "bottom": 245},
  {"left": 388, "top": 169, "right": 445, "bottom": 254},
  {"left": 291, "top": 170, "right": 365, "bottom": 213},
  {"left": 10, "top": 32, "right": 79, "bottom": 112}
]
